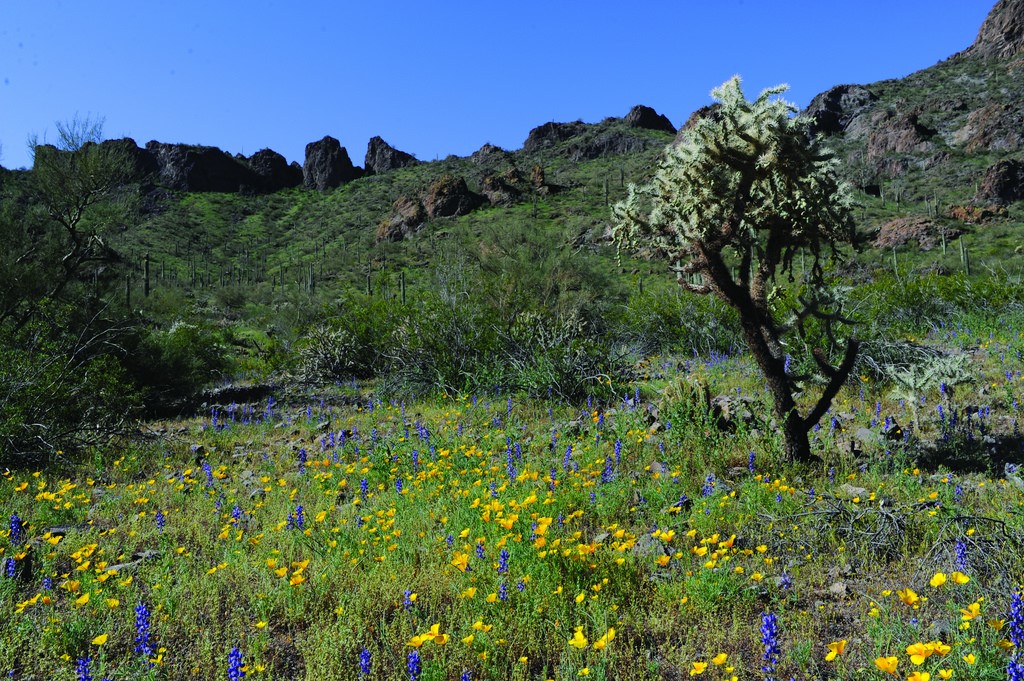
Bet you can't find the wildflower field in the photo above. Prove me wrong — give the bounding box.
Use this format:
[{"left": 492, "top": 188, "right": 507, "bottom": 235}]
[{"left": 3, "top": 317, "right": 1024, "bottom": 681}]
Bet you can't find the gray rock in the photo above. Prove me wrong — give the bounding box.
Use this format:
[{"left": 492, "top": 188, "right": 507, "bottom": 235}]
[
  {"left": 624, "top": 105, "right": 676, "bottom": 133},
  {"left": 364, "top": 136, "right": 419, "bottom": 175},
  {"left": 303, "top": 136, "right": 359, "bottom": 191},
  {"left": 145, "top": 141, "right": 256, "bottom": 193}
]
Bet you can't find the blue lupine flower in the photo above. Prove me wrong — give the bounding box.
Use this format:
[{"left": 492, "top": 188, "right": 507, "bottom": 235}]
[
  {"left": 4, "top": 558, "right": 14, "bottom": 578},
  {"left": 135, "top": 600, "right": 154, "bottom": 660},
  {"left": 9, "top": 514, "right": 24, "bottom": 544},
  {"left": 395, "top": 479, "right": 404, "bottom": 494},
  {"left": 460, "top": 670, "right": 472, "bottom": 681},
  {"left": 1009, "top": 592, "right": 1024, "bottom": 681},
  {"left": 227, "top": 647, "right": 245, "bottom": 681},
  {"left": 701, "top": 474, "right": 715, "bottom": 497},
  {"left": 403, "top": 590, "right": 414, "bottom": 611},
  {"left": 407, "top": 649, "right": 421, "bottom": 681},
  {"left": 497, "top": 549, "right": 509, "bottom": 574},
  {"left": 155, "top": 510, "right": 165, "bottom": 533},
  {"left": 748, "top": 451, "right": 756, "bottom": 474},
  {"left": 475, "top": 543, "right": 485, "bottom": 560},
  {"left": 360, "top": 479, "right": 369, "bottom": 499},
  {"left": 498, "top": 581, "right": 508, "bottom": 601},
  {"left": 76, "top": 657, "right": 93, "bottom": 681},
  {"left": 761, "top": 612, "right": 780, "bottom": 680},
  {"left": 358, "top": 648, "right": 371, "bottom": 677}
]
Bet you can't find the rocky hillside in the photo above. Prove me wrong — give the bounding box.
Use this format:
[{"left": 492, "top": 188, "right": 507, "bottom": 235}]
[{"left": 803, "top": 0, "right": 1024, "bottom": 208}]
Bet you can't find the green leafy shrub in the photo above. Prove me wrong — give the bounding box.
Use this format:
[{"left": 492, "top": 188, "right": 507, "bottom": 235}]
[
  {"left": 0, "top": 307, "right": 139, "bottom": 467},
  {"left": 125, "top": 321, "right": 231, "bottom": 409}
]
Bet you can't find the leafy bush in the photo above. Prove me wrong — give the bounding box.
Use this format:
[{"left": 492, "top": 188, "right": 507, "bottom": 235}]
[
  {"left": 611, "top": 288, "right": 741, "bottom": 359},
  {"left": 296, "top": 294, "right": 396, "bottom": 384},
  {"left": 125, "top": 321, "right": 231, "bottom": 408},
  {"left": 0, "top": 307, "right": 139, "bottom": 467}
]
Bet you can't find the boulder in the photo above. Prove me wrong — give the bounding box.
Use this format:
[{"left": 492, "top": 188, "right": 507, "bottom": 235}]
[
  {"left": 803, "top": 85, "right": 878, "bottom": 136},
  {"left": 948, "top": 203, "right": 1008, "bottom": 223},
  {"left": 303, "top": 136, "right": 359, "bottom": 191},
  {"left": 481, "top": 169, "right": 524, "bottom": 206},
  {"left": 874, "top": 216, "right": 961, "bottom": 250},
  {"left": 144, "top": 141, "right": 256, "bottom": 193},
  {"left": 423, "top": 174, "right": 484, "bottom": 218},
  {"left": 624, "top": 105, "right": 676, "bottom": 133},
  {"left": 376, "top": 196, "right": 426, "bottom": 241},
  {"left": 248, "top": 148, "right": 302, "bottom": 192},
  {"left": 866, "top": 111, "right": 937, "bottom": 167},
  {"left": 523, "top": 121, "right": 589, "bottom": 153},
  {"left": 976, "top": 158, "right": 1024, "bottom": 203},
  {"left": 364, "top": 136, "right": 419, "bottom": 175},
  {"left": 376, "top": 195, "right": 427, "bottom": 242},
  {"left": 965, "top": 0, "right": 1024, "bottom": 59}
]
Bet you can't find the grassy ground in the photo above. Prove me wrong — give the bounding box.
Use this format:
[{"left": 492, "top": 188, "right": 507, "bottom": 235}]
[{"left": 3, "top": 323, "right": 1024, "bottom": 681}]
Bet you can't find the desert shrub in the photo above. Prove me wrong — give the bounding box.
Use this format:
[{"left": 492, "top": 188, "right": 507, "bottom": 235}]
[
  {"left": 496, "top": 311, "right": 626, "bottom": 401},
  {"left": 852, "top": 272, "right": 1024, "bottom": 337},
  {"left": 382, "top": 293, "right": 500, "bottom": 397},
  {"left": 296, "top": 294, "right": 397, "bottom": 384},
  {"left": 610, "top": 288, "right": 742, "bottom": 360},
  {"left": 0, "top": 307, "right": 139, "bottom": 467},
  {"left": 124, "top": 321, "right": 231, "bottom": 408}
]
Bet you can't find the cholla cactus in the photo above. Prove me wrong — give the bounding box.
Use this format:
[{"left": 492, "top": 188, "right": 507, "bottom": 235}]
[{"left": 614, "top": 77, "right": 856, "bottom": 463}]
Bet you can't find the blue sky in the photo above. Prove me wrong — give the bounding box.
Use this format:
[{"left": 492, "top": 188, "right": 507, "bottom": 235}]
[{"left": 0, "top": 1, "right": 994, "bottom": 170}]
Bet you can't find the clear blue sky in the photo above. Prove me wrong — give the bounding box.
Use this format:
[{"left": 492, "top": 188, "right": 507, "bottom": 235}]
[{"left": 0, "top": 1, "right": 994, "bottom": 170}]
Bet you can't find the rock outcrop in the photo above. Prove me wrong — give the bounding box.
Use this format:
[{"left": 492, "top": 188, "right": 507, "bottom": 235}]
[
  {"left": 98, "top": 138, "right": 160, "bottom": 182},
  {"left": 624, "top": 105, "right": 676, "bottom": 133},
  {"left": 865, "top": 111, "right": 937, "bottom": 170},
  {"left": 481, "top": 168, "right": 525, "bottom": 206},
  {"left": 248, "top": 148, "right": 303, "bottom": 192},
  {"left": 376, "top": 195, "right": 427, "bottom": 241},
  {"left": 803, "top": 85, "right": 878, "bottom": 136},
  {"left": 566, "top": 130, "right": 650, "bottom": 162},
  {"left": 678, "top": 104, "right": 724, "bottom": 135},
  {"left": 144, "top": 142, "right": 255, "bottom": 193},
  {"left": 874, "top": 216, "right": 961, "bottom": 250},
  {"left": 965, "top": 0, "right": 1024, "bottom": 59},
  {"left": 976, "top": 158, "right": 1024, "bottom": 203},
  {"left": 423, "top": 174, "right": 484, "bottom": 218},
  {"left": 523, "top": 121, "right": 589, "bottom": 153},
  {"left": 951, "top": 103, "right": 1024, "bottom": 152},
  {"left": 303, "top": 136, "right": 359, "bottom": 191},
  {"left": 364, "top": 136, "right": 419, "bottom": 175}
]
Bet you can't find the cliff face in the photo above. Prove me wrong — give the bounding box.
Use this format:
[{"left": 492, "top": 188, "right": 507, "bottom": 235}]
[{"left": 965, "top": 0, "right": 1024, "bottom": 59}]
